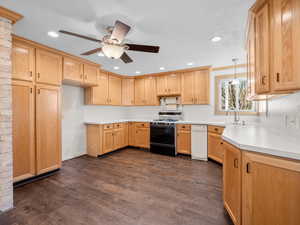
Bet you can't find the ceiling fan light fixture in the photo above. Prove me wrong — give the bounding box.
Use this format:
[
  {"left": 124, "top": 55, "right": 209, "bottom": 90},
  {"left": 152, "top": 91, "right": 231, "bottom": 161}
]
[{"left": 102, "top": 44, "right": 124, "bottom": 59}]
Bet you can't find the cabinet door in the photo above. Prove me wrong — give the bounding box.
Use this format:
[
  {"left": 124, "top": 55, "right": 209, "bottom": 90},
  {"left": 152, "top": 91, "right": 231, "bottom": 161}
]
[
  {"left": 84, "top": 64, "right": 98, "bottom": 85},
  {"left": 36, "top": 49, "right": 62, "bottom": 86},
  {"left": 135, "top": 128, "right": 150, "bottom": 148},
  {"left": 208, "top": 133, "right": 224, "bottom": 163},
  {"left": 122, "top": 79, "right": 135, "bottom": 105},
  {"left": 12, "top": 41, "right": 35, "bottom": 81},
  {"left": 123, "top": 123, "right": 129, "bottom": 147},
  {"left": 85, "top": 72, "right": 109, "bottom": 105},
  {"left": 128, "top": 122, "right": 136, "bottom": 146},
  {"left": 109, "top": 75, "right": 122, "bottom": 105},
  {"left": 242, "top": 152, "right": 300, "bottom": 225},
  {"left": 273, "top": 0, "right": 300, "bottom": 91},
  {"left": 12, "top": 81, "right": 35, "bottom": 182},
  {"left": 223, "top": 142, "right": 242, "bottom": 225},
  {"left": 134, "top": 78, "right": 145, "bottom": 105},
  {"left": 167, "top": 73, "right": 181, "bottom": 95},
  {"left": 103, "top": 129, "right": 114, "bottom": 153},
  {"left": 156, "top": 76, "right": 167, "bottom": 96},
  {"left": 176, "top": 130, "right": 191, "bottom": 155},
  {"left": 254, "top": 3, "right": 270, "bottom": 94},
  {"left": 36, "top": 85, "right": 61, "bottom": 175},
  {"left": 194, "top": 70, "right": 210, "bottom": 104},
  {"left": 63, "top": 57, "right": 83, "bottom": 83},
  {"left": 144, "top": 77, "right": 158, "bottom": 105},
  {"left": 181, "top": 72, "right": 195, "bottom": 104}
]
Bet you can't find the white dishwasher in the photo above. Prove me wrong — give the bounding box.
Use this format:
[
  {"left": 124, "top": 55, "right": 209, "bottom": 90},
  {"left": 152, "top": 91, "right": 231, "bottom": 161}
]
[{"left": 191, "top": 125, "right": 208, "bottom": 161}]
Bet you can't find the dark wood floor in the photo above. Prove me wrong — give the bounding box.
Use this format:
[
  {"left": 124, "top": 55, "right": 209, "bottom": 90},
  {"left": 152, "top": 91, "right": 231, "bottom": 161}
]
[{"left": 0, "top": 148, "right": 232, "bottom": 225}]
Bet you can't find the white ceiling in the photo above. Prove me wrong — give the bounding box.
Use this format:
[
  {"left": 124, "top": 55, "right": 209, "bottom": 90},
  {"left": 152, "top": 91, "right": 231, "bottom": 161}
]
[{"left": 1, "top": 0, "right": 255, "bottom": 75}]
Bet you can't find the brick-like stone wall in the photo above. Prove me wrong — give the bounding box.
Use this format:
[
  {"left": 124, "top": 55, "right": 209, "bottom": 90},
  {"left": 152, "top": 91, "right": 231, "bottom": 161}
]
[{"left": 0, "top": 17, "right": 13, "bottom": 212}]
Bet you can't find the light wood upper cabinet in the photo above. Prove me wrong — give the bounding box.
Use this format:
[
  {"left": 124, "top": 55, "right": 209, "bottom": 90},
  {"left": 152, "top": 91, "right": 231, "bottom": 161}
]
[
  {"left": 156, "top": 76, "right": 167, "bottom": 96},
  {"left": 223, "top": 142, "right": 242, "bottom": 225},
  {"left": 12, "top": 81, "right": 35, "bottom": 182},
  {"left": 36, "top": 85, "right": 61, "bottom": 175},
  {"left": 109, "top": 75, "right": 122, "bottom": 105},
  {"left": 12, "top": 41, "right": 35, "bottom": 82},
  {"left": 36, "top": 49, "right": 62, "bottom": 86},
  {"left": 194, "top": 70, "right": 209, "bottom": 104},
  {"left": 254, "top": 2, "right": 270, "bottom": 94},
  {"left": 242, "top": 151, "right": 300, "bottom": 225},
  {"left": 176, "top": 124, "right": 191, "bottom": 155},
  {"left": 181, "top": 70, "right": 210, "bottom": 104},
  {"left": 122, "top": 78, "right": 135, "bottom": 105},
  {"left": 134, "top": 78, "right": 145, "bottom": 105},
  {"left": 181, "top": 72, "right": 194, "bottom": 104},
  {"left": 63, "top": 57, "right": 83, "bottom": 83},
  {"left": 144, "top": 77, "right": 158, "bottom": 105},
  {"left": 272, "top": 0, "right": 300, "bottom": 91},
  {"left": 85, "top": 71, "right": 109, "bottom": 105},
  {"left": 83, "top": 64, "right": 98, "bottom": 85},
  {"left": 166, "top": 73, "right": 181, "bottom": 95}
]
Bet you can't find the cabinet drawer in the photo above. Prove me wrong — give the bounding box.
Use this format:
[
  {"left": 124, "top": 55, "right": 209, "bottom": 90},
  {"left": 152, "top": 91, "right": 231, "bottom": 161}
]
[
  {"left": 208, "top": 125, "right": 224, "bottom": 135},
  {"left": 114, "top": 123, "right": 124, "bottom": 129},
  {"left": 135, "top": 122, "right": 149, "bottom": 128},
  {"left": 176, "top": 124, "right": 191, "bottom": 131},
  {"left": 103, "top": 124, "right": 114, "bottom": 130}
]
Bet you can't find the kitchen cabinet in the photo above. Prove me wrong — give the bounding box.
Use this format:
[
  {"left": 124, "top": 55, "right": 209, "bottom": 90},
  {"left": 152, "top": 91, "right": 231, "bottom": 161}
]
[
  {"left": 83, "top": 64, "right": 98, "bottom": 86},
  {"left": 122, "top": 78, "right": 135, "bottom": 105},
  {"left": 12, "top": 81, "right": 35, "bottom": 182},
  {"left": 134, "top": 122, "right": 150, "bottom": 148},
  {"left": 242, "top": 151, "right": 300, "bottom": 225},
  {"left": 156, "top": 73, "right": 181, "bottom": 96},
  {"left": 103, "top": 128, "right": 114, "bottom": 154},
  {"left": 36, "top": 49, "right": 62, "bottom": 86},
  {"left": 223, "top": 142, "right": 242, "bottom": 225},
  {"left": 36, "top": 84, "right": 61, "bottom": 175},
  {"left": 272, "top": 0, "right": 300, "bottom": 91},
  {"left": 176, "top": 124, "right": 191, "bottom": 155},
  {"left": 254, "top": 2, "right": 270, "bottom": 94},
  {"left": 12, "top": 41, "right": 35, "bottom": 82},
  {"left": 108, "top": 75, "right": 122, "bottom": 105},
  {"left": 181, "top": 70, "right": 210, "bottom": 104},
  {"left": 135, "top": 77, "right": 158, "bottom": 106},
  {"left": 63, "top": 57, "right": 84, "bottom": 85},
  {"left": 128, "top": 122, "right": 136, "bottom": 146},
  {"left": 208, "top": 125, "right": 224, "bottom": 163}
]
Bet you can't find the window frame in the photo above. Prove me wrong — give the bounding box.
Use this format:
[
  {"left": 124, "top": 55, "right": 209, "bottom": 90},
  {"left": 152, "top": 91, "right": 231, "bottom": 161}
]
[{"left": 214, "top": 73, "right": 258, "bottom": 115}]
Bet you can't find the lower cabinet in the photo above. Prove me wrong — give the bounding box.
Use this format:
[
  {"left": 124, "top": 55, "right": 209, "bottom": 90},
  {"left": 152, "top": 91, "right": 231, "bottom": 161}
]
[
  {"left": 208, "top": 125, "right": 224, "bottom": 163},
  {"left": 176, "top": 124, "right": 191, "bottom": 155},
  {"left": 133, "top": 122, "right": 150, "bottom": 148},
  {"left": 223, "top": 142, "right": 242, "bottom": 225},
  {"left": 223, "top": 141, "right": 300, "bottom": 225},
  {"left": 12, "top": 81, "right": 62, "bottom": 182}
]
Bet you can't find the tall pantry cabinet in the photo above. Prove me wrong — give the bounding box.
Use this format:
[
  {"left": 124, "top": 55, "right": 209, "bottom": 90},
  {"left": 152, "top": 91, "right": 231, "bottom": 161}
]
[{"left": 12, "top": 37, "right": 62, "bottom": 182}]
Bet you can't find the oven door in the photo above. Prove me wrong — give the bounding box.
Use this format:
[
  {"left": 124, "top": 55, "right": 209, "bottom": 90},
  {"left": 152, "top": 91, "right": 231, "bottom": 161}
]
[{"left": 150, "top": 123, "right": 176, "bottom": 156}]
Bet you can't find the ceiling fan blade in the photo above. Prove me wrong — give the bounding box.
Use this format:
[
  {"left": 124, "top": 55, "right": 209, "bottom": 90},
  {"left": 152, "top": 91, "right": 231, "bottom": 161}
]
[
  {"left": 126, "top": 44, "right": 160, "bottom": 53},
  {"left": 110, "top": 20, "right": 131, "bottom": 43},
  {"left": 80, "top": 48, "right": 102, "bottom": 56},
  {"left": 59, "top": 30, "right": 102, "bottom": 43},
  {"left": 120, "top": 52, "right": 133, "bottom": 64}
]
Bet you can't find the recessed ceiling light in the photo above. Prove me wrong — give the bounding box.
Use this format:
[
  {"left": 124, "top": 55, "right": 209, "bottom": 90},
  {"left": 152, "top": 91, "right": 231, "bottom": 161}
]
[
  {"left": 160, "top": 67, "right": 165, "bottom": 70},
  {"left": 135, "top": 71, "right": 141, "bottom": 74},
  {"left": 114, "top": 66, "right": 119, "bottom": 70},
  {"left": 187, "top": 62, "right": 194, "bottom": 66},
  {"left": 48, "top": 31, "right": 59, "bottom": 38},
  {"left": 97, "top": 52, "right": 104, "bottom": 57},
  {"left": 211, "top": 36, "right": 222, "bottom": 42}
]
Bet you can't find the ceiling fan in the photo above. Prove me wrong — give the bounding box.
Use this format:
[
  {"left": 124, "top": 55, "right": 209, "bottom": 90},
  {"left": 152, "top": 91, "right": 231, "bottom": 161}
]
[{"left": 59, "top": 20, "right": 160, "bottom": 64}]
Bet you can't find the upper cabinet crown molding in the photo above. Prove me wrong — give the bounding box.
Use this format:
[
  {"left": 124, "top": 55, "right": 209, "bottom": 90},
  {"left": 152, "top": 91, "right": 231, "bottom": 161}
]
[{"left": 0, "top": 6, "right": 23, "bottom": 24}]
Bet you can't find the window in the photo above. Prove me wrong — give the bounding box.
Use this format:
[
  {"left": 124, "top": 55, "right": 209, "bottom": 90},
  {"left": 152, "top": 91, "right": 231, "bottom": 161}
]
[{"left": 215, "top": 74, "right": 256, "bottom": 115}]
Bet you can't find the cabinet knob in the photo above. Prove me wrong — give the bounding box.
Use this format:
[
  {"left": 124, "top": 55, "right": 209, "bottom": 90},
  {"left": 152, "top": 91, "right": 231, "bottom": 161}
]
[
  {"left": 234, "top": 159, "right": 239, "bottom": 168},
  {"left": 214, "top": 128, "right": 218, "bottom": 132},
  {"left": 276, "top": 73, "right": 280, "bottom": 82},
  {"left": 220, "top": 142, "right": 223, "bottom": 145}
]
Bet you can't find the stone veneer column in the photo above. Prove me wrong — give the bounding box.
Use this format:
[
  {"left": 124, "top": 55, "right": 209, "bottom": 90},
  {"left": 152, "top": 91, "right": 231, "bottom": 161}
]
[{"left": 0, "top": 16, "right": 13, "bottom": 212}]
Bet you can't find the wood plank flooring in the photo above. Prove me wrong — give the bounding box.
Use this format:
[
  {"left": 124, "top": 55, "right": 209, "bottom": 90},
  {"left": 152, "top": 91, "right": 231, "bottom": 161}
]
[{"left": 0, "top": 148, "right": 232, "bottom": 225}]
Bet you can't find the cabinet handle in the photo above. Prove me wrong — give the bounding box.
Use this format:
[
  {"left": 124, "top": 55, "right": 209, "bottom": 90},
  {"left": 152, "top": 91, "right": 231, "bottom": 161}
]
[
  {"left": 37, "top": 72, "right": 40, "bottom": 79},
  {"left": 246, "top": 163, "right": 251, "bottom": 173},
  {"left": 214, "top": 128, "right": 218, "bottom": 132},
  {"left": 261, "top": 75, "right": 266, "bottom": 85},
  {"left": 29, "top": 71, "right": 33, "bottom": 77},
  {"left": 234, "top": 159, "right": 239, "bottom": 168},
  {"left": 30, "top": 88, "right": 33, "bottom": 93},
  {"left": 37, "top": 89, "right": 40, "bottom": 94},
  {"left": 276, "top": 73, "right": 280, "bottom": 82}
]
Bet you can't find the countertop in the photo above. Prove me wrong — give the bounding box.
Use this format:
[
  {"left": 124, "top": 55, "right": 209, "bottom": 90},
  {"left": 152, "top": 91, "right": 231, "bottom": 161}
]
[
  {"left": 222, "top": 125, "right": 300, "bottom": 160},
  {"left": 85, "top": 120, "right": 300, "bottom": 160}
]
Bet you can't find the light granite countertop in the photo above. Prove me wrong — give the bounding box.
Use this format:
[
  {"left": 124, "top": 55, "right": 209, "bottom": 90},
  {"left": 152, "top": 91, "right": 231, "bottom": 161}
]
[{"left": 222, "top": 125, "right": 300, "bottom": 160}]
